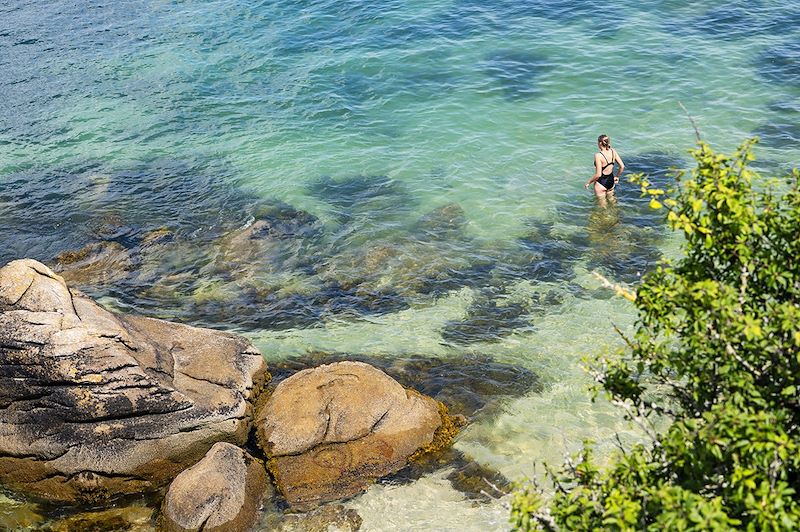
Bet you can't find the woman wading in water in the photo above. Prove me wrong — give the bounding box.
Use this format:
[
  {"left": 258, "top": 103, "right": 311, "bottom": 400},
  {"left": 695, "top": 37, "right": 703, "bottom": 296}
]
[{"left": 585, "top": 134, "right": 624, "bottom": 208}]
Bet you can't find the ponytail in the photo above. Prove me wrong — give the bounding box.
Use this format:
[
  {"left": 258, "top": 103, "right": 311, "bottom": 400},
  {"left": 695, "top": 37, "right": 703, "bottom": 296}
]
[{"left": 598, "top": 135, "right": 611, "bottom": 150}]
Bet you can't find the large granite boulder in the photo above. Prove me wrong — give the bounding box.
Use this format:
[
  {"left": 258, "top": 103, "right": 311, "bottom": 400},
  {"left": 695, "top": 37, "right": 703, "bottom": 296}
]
[
  {"left": 255, "top": 361, "right": 459, "bottom": 509},
  {"left": 0, "top": 259, "right": 268, "bottom": 502},
  {"left": 160, "top": 442, "right": 269, "bottom": 532}
]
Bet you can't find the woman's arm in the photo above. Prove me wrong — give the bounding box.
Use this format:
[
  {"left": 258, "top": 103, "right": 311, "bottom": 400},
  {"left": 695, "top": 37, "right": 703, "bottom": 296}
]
[
  {"left": 585, "top": 154, "right": 602, "bottom": 189},
  {"left": 614, "top": 150, "right": 625, "bottom": 178}
]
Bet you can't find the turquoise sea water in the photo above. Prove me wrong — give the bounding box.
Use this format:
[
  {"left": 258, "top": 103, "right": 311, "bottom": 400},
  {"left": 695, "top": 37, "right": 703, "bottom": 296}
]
[{"left": 2, "top": 1, "right": 800, "bottom": 529}]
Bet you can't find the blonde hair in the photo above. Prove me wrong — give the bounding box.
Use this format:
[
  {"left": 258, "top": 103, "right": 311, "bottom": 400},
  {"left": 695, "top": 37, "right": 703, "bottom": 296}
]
[{"left": 597, "top": 135, "right": 611, "bottom": 150}]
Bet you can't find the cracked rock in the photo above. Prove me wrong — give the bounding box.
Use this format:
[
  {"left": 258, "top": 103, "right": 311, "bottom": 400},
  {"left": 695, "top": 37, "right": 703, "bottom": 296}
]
[
  {"left": 255, "top": 361, "right": 458, "bottom": 509},
  {"left": 0, "top": 259, "right": 268, "bottom": 502}
]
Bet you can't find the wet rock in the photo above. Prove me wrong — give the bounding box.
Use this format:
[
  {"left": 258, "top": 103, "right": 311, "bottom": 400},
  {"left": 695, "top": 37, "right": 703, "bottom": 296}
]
[
  {"left": 264, "top": 504, "right": 362, "bottom": 532},
  {"left": 269, "top": 353, "right": 540, "bottom": 420},
  {"left": 43, "top": 505, "right": 155, "bottom": 532},
  {"left": 0, "top": 259, "right": 268, "bottom": 503},
  {"left": 255, "top": 361, "right": 459, "bottom": 509},
  {"left": 161, "top": 443, "right": 269, "bottom": 532},
  {"left": 51, "top": 227, "right": 176, "bottom": 298},
  {"left": 140, "top": 226, "right": 174, "bottom": 247}
]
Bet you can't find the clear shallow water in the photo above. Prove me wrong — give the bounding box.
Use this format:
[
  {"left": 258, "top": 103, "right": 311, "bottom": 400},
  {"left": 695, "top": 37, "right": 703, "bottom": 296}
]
[{"left": 2, "top": 0, "right": 800, "bottom": 529}]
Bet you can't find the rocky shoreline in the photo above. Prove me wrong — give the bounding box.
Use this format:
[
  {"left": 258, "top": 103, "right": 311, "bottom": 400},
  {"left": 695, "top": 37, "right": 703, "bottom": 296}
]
[{"left": 0, "top": 259, "right": 469, "bottom": 530}]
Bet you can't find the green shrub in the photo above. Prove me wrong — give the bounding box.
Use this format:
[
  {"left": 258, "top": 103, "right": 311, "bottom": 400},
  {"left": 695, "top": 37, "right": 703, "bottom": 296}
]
[{"left": 511, "top": 139, "right": 800, "bottom": 531}]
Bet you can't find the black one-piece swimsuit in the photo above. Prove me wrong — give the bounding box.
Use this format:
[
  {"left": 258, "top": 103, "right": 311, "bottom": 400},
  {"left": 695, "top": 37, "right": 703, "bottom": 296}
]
[{"left": 597, "top": 150, "right": 615, "bottom": 189}]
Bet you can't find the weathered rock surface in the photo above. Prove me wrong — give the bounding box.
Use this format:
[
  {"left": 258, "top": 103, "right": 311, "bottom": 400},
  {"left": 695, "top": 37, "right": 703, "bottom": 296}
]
[
  {"left": 0, "top": 259, "right": 268, "bottom": 502},
  {"left": 160, "top": 442, "right": 269, "bottom": 532},
  {"left": 255, "top": 361, "right": 458, "bottom": 509}
]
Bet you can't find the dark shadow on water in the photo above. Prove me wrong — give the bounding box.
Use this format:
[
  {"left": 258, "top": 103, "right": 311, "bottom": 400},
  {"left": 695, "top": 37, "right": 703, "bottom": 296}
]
[
  {"left": 754, "top": 99, "right": 800, "bottom": 149},
  {"left": 664, "top": 2, "right": 800, "bottom": 43},
  {"left": 757, "top": 39, "right": 800, "bottom": 87},
  {"left": 481, "top": 50, "right": 553, "bottom": 101}
]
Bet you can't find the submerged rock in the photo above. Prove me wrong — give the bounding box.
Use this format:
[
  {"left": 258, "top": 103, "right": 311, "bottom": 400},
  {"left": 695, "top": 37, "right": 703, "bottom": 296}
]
[
  {"left": 161, "top": 443, "right": 270, "bottom": 532},
  {"left": 319, "top": 230, "right": 495, "bottom": 302},
  {"left": 586, "top": 223, "right": 663, "bottom": 284},
  {"left": 441, "top": 290, "right": 532, "bottom": 345},
  {"left": 388, "top": 447, "right": 512, "bottom": 503},
  {"left": 0, "top": 493, "right": 45, "bottom": 531},
  {"left": 313, "top": 201, "right": 495, "bottom": 311},
  {"left": 505, "top": 221, "right": 586, "bottom": 283},
  {"left": 43, "top": 505, "right": 155, "bottom": 532},
  {"left": 255, "top": 362, "right": 459, "bottom": 509},
  {"left": 45, "top": 195, "right": 327, "bottom": 332},
  {"left": 54, "top": 241, "right": 136, "bottom": 286},
  {"left": 263, "top": 504, "right": 362, "bottom": 532},
  {"left": 0, "top": 259, "right": 268, "bottom": 503},
  {"left": 413, "top": 203, "right": 467, "bottom": 240},
  {"left": 754, "top": 119, "right": 800, "bottom": 149},
  {"left": 307, "top": 175, "right": 413, "bottom": 226},
  {"left": 210, "top": 207, "right": 321, "bottom": 279},
  {"left": 445, "top": 457, "right": 511, "bottom": 501}
]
